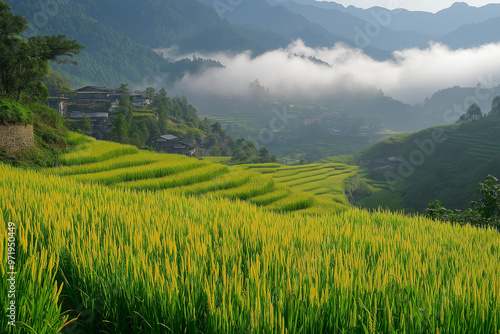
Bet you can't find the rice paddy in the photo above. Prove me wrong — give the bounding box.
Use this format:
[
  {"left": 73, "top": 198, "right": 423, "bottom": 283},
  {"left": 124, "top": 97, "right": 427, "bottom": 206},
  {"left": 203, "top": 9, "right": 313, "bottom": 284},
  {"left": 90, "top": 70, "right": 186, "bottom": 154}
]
[
  {"left": 43, "top": 135, "right": 359, "bottom": 214},
  {"left": 1, "top": 163, "right": 500, "bottom": 333}
]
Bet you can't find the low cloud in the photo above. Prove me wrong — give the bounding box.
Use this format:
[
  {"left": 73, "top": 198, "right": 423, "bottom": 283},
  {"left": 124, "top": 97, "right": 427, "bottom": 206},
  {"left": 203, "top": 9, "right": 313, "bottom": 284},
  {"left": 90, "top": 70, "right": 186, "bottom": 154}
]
[{"left": 171, "top": 40, "right": 500, "bottom": 105}]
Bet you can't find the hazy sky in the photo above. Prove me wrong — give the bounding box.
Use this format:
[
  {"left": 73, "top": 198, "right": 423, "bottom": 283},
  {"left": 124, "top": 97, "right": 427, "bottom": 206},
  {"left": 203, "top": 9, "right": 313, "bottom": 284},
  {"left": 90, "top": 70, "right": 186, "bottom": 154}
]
[{"left": 325, "top": 1, "right": 500, "bottom": 13}]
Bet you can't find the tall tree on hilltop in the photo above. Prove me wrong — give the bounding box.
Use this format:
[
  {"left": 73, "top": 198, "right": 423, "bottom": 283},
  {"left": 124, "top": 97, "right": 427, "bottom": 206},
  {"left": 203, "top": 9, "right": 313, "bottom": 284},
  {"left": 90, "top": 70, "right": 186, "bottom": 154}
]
[{"left": 456, "top": 103, "right": 483, "bottom": 123}]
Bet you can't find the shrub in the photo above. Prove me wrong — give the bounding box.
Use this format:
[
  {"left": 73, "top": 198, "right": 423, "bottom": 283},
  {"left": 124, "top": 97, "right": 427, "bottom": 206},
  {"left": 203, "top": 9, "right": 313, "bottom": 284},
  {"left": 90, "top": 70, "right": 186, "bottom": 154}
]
[
  {"left": 426, "top": 175, "right": 500, "bottom": 230},
  {"left": 0, "top": 97, "right": 33, "bottom": 125}
]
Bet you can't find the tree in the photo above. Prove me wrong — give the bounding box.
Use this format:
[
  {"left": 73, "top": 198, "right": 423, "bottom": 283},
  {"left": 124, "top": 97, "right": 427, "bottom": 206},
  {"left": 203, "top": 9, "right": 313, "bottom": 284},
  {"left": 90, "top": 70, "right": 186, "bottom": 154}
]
[
  {"left": 110, "top": 114, "right": 129, "bottom": 144},
  {"left": 79, "top": 115, "right": 93, "bottom": 136},
  {"left": 231, "top": 138, "right": 259, "bottom": 163},
  {"left": 144, "top": 87, "right": 156, "bottom": 100},
  {"left": 0, "top": 2, "right": 83, "bottom": 101},
  {"left": 489, "top": 96, "right": 500, "bottom": 117},
  {"left": 259, "top": 147, "right": 273, "bottom": 163},
  {"left": 43, "top": 73, "right": 73, "bottom": 97},
  {"left": 211, "top": 122, "right": 226, "bottom": 137},
  {"left": 456, "top": 103, "right": 483, "bottom": 123},
  {"left": 426, "top": 175, "right": 500, "bottom": 230}
]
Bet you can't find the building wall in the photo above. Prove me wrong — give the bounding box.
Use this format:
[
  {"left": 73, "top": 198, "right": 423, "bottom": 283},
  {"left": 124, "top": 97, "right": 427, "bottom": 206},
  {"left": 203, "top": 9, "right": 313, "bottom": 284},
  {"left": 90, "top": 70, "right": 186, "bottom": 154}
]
[{"left": 0, "top": 124, "right": 35, "bottom": 152}]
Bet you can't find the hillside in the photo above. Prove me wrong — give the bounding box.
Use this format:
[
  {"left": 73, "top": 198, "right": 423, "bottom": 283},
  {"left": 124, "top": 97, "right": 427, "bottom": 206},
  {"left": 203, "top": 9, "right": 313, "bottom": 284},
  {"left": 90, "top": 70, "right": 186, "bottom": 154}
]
[
  {"left": 356, "top": 115, "right": 500, "bottom": 212},
  {"left": 414, "top": 85, "right": 500, "bottom": 129},
  {"left": 2, "top": 156, "right": 500, "bottom": 332},
  {"left": 8, "top": 0, "right": 257, "bottom": 88}
]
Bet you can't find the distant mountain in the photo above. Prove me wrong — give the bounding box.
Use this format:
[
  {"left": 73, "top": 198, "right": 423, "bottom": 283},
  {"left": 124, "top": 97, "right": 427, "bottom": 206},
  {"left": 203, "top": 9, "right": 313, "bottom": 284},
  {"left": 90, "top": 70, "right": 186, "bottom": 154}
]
[
  {"left": 81, "top": 0, "right": 267, "bottom": 53},
  {"left": 281, "top": 1, "right": 433, "bottom": 51},
  {"left": 278, "top": 1, "right": 500, "bottom": 39},
  {"left": 328, "top": 1, "right": 500, "bottom": 37},
  {"left": 214, "top": 0, "right": 347, "bottom": 46},
  {"left": 267, "top": 0, "right": 500, "bottom": 52},
  {"left": 203, "top": 0, "right": 391, "bottom": 59},
  {"left": 440, "top": 16, "right": 500, "bottom": 48}
]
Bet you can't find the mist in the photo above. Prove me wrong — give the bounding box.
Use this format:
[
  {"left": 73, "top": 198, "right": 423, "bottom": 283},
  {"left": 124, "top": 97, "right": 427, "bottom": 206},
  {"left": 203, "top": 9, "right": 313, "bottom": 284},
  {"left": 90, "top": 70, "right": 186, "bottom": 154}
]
[{"left": 170, "top": 40, "right": 500, "bottom": 105}]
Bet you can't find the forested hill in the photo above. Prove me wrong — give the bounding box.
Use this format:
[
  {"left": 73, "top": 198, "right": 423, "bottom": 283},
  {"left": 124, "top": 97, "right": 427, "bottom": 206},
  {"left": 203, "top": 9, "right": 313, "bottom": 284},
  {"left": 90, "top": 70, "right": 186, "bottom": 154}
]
[
  {"left": 356, "top": 104, "right": 500, "bottom": 212},
  {"left": 7, "top": 0, "right": 260, "bottom": 88}
]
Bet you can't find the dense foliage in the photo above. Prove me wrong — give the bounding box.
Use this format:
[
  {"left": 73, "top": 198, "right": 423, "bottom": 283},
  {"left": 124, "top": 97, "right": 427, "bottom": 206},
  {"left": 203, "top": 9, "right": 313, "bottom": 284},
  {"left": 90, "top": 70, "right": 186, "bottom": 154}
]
[
  {"left": 426, "top": 175, "right": 500, "bottom": 230},
  {"left": 456, "top": 103, "right": 484, "bottom": 123},
  {"left": 0, "top": 97, "right": 32, "bottom": 125},
  {"left": 0, "top": 1, "right": 82, "bottom": 101},
  {"left": 0, "top": 1, "right": 77, "bottom": 166},
  {"left": 67, "top": 84, "right": 274, "bottom": 161},
  {"left": 0, "top": 100, "right": 68, "bottom": 167}
]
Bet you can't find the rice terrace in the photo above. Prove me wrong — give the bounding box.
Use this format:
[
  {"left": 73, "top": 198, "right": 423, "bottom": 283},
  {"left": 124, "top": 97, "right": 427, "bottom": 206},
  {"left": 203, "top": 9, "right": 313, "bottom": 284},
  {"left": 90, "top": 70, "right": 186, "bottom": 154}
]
[
  {"left": 2, "top": 133, "right": 500, "bottom": 333},
  {"left": 2, "top": 0, "right": 500, "bottom": 333}
]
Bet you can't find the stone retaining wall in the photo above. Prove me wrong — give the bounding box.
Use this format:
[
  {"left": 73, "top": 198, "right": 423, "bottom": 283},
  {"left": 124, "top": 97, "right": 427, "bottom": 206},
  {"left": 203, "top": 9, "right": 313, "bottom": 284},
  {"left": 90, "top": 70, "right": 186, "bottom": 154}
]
[{"left": 0, "top": 124, "right": 35, "bottom": 152}]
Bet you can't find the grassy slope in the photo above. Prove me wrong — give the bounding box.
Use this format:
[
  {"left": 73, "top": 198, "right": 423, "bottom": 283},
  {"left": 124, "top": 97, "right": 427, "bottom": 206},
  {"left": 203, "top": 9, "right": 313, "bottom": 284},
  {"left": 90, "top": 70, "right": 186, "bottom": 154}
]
[
  {"left": 2, "top": 160, "right": 500, "bottom": 332},
  {"left": 355, "top": 116, "right": 500, "bottom": 212}
]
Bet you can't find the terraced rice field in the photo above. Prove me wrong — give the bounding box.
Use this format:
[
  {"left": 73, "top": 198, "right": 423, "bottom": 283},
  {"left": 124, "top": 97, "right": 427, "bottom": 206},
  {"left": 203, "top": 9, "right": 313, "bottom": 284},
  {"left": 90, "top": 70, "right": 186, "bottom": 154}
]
[
  {"left": 244, "top": 163, "right": 360, "bottom": 213},
  {"left": 3, "top": 162, "right": 500, "bottom": 333},
  {"left": 444, "top": 129, "right": 500, "bottom": 162},
  {"left": 45, "top": 135, "right": 357, "bottom": 214}
]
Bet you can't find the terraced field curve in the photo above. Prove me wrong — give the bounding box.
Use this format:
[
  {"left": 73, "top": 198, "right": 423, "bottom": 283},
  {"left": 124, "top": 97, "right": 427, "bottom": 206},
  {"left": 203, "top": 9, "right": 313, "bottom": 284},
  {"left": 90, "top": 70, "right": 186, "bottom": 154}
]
[{"left": 45, "top": 135, "right": 360, "bottom": 214}]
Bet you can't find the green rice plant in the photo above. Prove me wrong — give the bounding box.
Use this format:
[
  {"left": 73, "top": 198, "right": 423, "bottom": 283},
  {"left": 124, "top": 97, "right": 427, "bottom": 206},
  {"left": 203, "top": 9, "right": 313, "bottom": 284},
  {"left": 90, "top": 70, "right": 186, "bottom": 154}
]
[
  {"left": 278, "top": 170, "right": 341, "bottom": 187},
  {"left": 249, "top": 168, "right": 277, "bottom": 174},
  {"left": 66, "top": 132, "right": 94, "bottom": 146},
  {"left": 115, "top": 164, "right": 229, "bottom": 190},
  {"left": 243, "top": 163, "right": 282, "bottom": 169},
  {"left": 215, "top": 173, "right": 275, "bottom": 200},
  {"left": 69, "top": 159, "right": 204, "bottom": 185},
  {"left": 60, "top": 140, "right": 139, "bottom": 166},
  {"left": 264, "top": 191, "right": 315, "bottom": 212},
  {"left": 249, "top": 185, "right": 291, "bottom": 206},
  {"left": 170, "top": 170, "right": 253, "bottom": 196},
  {"left": 46, "top": 152, "right": 164, "bottom": 176},
  {"left": 1, "top": 164, "right": 500, "bottom": 333}
]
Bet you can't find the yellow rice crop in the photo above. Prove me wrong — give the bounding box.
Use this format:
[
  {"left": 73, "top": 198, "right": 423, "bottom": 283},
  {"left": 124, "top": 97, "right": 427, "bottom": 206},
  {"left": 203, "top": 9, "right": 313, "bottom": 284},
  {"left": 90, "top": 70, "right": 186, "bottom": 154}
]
[{"left": 1, "top": 164, "right": 500, "bottom": 333}]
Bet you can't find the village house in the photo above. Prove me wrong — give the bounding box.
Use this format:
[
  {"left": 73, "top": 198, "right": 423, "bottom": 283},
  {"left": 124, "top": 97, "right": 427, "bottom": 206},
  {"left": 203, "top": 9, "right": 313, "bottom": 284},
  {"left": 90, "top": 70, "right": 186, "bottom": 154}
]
[
  {"left": 67, "top": 112, "right": 110, "bottom": 139},
  {"left": 130, "top": 92, "right": 151, "bottom": 108},
  {"left": 154, "top": 134, "right": 197, "bottom": 156},
  {"left": 75, "top": 86, "right": 117, "bottom": 104},
  {"left": 47, "top": 97, "right": 69, "bottom": 117},
  {"left": 75, "top": 86, "right": 151, "bottom": 107}
]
